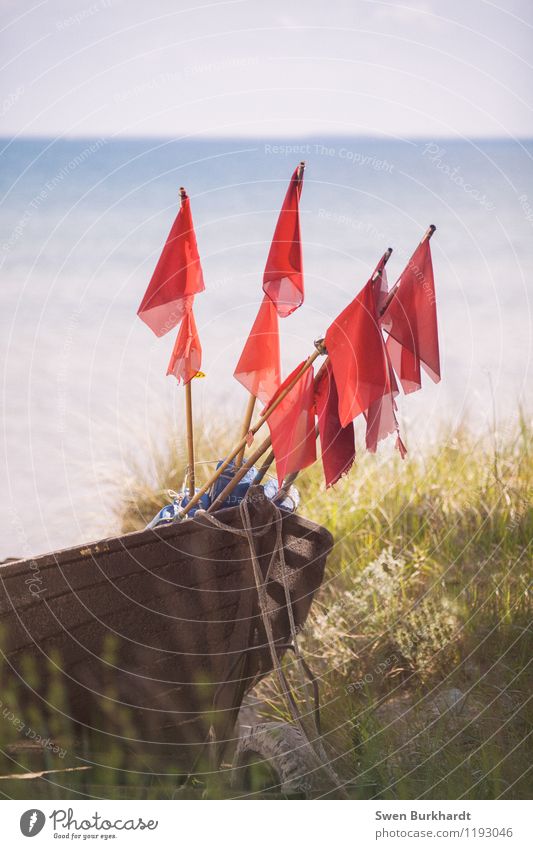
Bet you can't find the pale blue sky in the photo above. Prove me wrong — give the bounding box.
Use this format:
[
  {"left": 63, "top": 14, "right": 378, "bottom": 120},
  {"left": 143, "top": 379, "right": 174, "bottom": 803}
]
[{"left": 1, "top": 0, "right": 532, "bottom": 138}]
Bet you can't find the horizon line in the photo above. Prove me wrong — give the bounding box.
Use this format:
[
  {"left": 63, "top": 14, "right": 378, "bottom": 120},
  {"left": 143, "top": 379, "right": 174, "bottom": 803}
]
[{"left": 1, "top": 133, "right": 532, "bottom": 143}]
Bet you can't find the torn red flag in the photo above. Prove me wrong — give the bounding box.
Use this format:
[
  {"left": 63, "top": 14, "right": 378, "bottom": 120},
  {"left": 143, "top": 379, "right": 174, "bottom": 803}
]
[
  {"left": 315, "top": 361, "right": 355, "bottom": 488},
  {"left": 363, "top": 362, "right": 406, "bottom": 457},
  {"left": 266, "top": 361, "right": 316, "bottom": 487},
  {"left": 138, "top": 194, "right": 205, "bottom": 337},
  {"left": 166, "top": 307, "right": 202, "bottom": 385},
  {"left": 324, "top": 278, "right": 390, "bottom": 427},
  {"left": 263, "top": 165, "right": 304, "bottom": 317},
  {"left": 381, "top": 238, "right": 440, "bottom": 394},
  {"left": 233, "top": 294, "right": 281, "bottom": 406}
]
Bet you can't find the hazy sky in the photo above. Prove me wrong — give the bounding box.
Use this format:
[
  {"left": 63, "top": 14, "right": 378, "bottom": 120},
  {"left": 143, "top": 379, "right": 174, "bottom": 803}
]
[{"left": 1, "top": 0, "right": 532, "bottom": 138}]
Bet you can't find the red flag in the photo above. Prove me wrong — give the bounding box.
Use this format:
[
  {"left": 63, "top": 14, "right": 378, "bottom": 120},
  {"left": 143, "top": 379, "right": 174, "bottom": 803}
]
[
  {"left": 325, "top": 278, "right": 390, "bottom": 427},
  {"left": 166, "top": 307, "right": 202, "bottom": 385},
  {"left": 233, "top": 295, "right": 281, "bottom": 406},
  {"left": 263, "top": 165, "right": 304, "bottom": 317},
  {"left": 381, "top": 238, "right": 440, "bottom": 394},
  {"left": 364, "top": 253, "right": 406, "bottom": 456},
  {"left": 138, "top": 195, "right": 204, "bottom": 337},
  {"left": 266, "top": 362, "right": 316, "bottom": 487},
  {"left": 315, "top": 361, "right": 355, "bottom": 487}
]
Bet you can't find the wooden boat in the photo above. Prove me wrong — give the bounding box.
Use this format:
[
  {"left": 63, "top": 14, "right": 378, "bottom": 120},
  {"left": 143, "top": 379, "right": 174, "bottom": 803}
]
[{"left": 0, "top": 488, "right": 332, "bottom": 775}]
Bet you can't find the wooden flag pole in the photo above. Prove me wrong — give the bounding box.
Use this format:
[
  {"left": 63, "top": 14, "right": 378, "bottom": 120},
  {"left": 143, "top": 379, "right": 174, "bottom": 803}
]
[
  {"left": 208, "top": 435, "right": 273, "bottom": 512},
  {"left": 179, "top": 186, "right": 196, "bottom": 499},
  {"left": 207, "top": 353, "right": 331, "bottom": 512},
  {"left": 251, "top": 446, "right": 276, "bottom": 485},
  {"left": 208, "top": 244, "right": 397, "bottom": 510},
  {"left": 374, "top": 247, "right": 393, "bottom": 280},
  {"left": 185, "top": 381, "right": 195, "bottom": 497},
  {"left": 210, "top": 419, "right": 316, "bottom": 512},
  {"left": 273, "top": 469, "right": 301, "bottom": 504},
  {"left": 235, "top": 394, "right": 256, "bottom": 466},
  {"left": 233, "top": 161, "right": 306, "bottom": 469},
  {"left": 380, "top": 225, "right": 435, "bottom": 317},
  {"left": 179, "top": 345, "right": 324, "bottom": 517}
]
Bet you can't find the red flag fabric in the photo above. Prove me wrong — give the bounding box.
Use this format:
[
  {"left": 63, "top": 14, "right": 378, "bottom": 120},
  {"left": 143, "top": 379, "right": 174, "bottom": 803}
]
[
  {"left": 315, "top": 361, "right": 355, "bottom": 487},
  {"left": 138, "top": 195, "right": 205, "bottom": 337},
  {"left": 325, "top": 278, "right": 390, "bottom": 427},
  {"left": 263, "top": 166, "right": 304, "bottom": 318},
  {"left": 371, "top": 252, "right": 391, "bottom": 316},
  {"left": 363, "top": 253, "right": 406, "bottom": 456},
  {"left": 363, "top": 361, "right": 406, "bottom": 457},
  {"left": 166, "top": 307, "right": 202, "bottom": 385},
  {"left": 381, "top": 238, "right": 440, "bottom": 394},
  {"left": 266, "top": 362, "right": 316, "bottom": 487},
  {"left": 233, "top": 294, "right": 281, "bottom": 406}
]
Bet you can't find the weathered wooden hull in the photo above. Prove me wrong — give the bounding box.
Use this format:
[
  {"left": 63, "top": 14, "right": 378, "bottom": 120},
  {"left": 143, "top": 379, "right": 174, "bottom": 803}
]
[{"left": 0, "top": 490, "right": 332, "bottom": 772}]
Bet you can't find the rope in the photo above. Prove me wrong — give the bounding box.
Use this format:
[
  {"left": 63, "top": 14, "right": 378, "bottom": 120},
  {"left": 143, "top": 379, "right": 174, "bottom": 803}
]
[{"left": 197, "top": 493, "right": 346, "bottom": 796}]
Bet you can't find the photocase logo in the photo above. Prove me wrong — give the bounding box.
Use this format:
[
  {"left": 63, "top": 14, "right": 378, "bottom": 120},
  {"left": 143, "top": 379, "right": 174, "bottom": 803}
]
[{"left": 20, "top": 809, "right": 46, "bottom": 837}]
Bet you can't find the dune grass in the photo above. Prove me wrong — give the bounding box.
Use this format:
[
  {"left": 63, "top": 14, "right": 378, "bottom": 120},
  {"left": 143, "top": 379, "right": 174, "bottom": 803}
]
[
  {"left": 4, "top": 415, "right": 528, "bottom": 799},
  {"left": 115, "top": 411, "right": 532, "bottom": 799}
]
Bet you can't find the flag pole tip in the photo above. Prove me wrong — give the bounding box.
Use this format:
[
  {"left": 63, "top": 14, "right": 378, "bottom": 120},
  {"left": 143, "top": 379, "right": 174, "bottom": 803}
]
[{"left": 422, "top": 224, "right": 436, "bottom": 243}]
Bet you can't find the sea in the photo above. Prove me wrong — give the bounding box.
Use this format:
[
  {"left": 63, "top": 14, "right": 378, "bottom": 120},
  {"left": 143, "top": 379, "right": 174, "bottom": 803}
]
[{"left": 0, "top": 136, "right": 531, "bottom": 558}]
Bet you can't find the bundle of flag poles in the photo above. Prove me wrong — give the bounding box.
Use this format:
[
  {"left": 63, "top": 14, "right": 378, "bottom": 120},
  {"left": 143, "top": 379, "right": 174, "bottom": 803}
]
[{"left": 137, "top": 165, "right": 441, "bottom": 521}]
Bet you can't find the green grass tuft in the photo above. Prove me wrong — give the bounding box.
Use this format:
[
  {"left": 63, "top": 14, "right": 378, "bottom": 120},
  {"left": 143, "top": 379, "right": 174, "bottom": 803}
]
[{"left": 34, "top": 413, "right": 530, "bottom": 800}]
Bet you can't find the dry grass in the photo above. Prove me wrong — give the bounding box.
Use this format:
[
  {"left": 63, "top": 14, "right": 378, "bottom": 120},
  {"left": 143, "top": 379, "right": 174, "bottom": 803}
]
[
  {"left": 5, "top": 413, "right": 528, "bottom": 799},
  {"left": 115, "top": 418, "right": 229, "bottom": 532},
  {"left": 118, "top": 410, "right": 532, "bottom": 798},
  {"left": 257, "top": 413, "right": 533, "bottom": 798}
]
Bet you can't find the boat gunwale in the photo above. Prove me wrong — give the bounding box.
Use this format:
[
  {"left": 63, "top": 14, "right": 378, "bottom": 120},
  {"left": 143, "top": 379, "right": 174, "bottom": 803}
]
[{"left": 1, "top": 503, "right": 333, "bottom": 579}]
